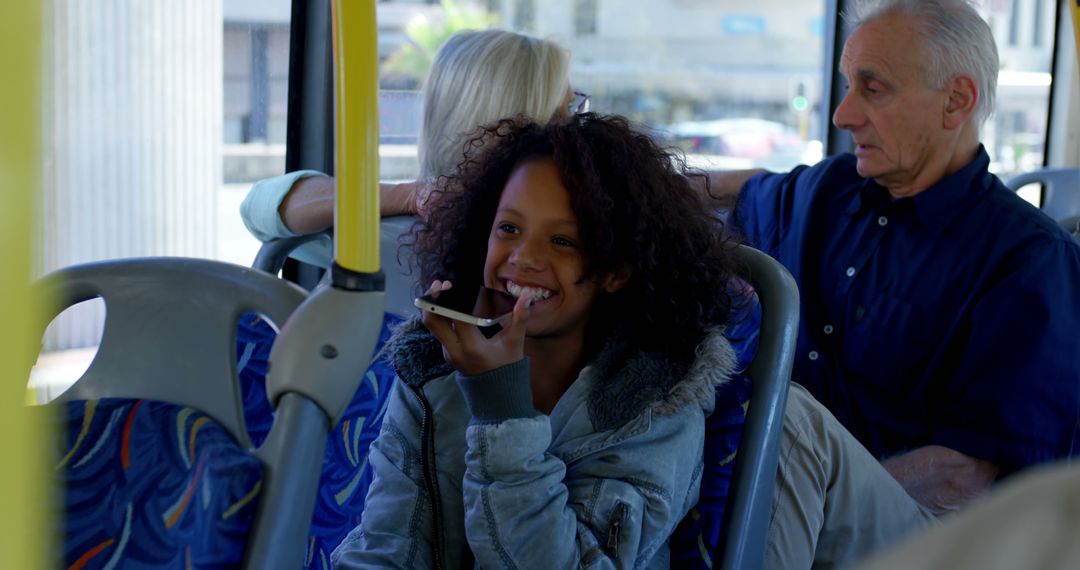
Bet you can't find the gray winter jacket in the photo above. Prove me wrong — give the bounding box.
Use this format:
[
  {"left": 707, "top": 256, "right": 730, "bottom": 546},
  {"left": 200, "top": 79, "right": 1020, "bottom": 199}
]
[{"left": 331, "top": 320, "right": 738, "bottom": 569}]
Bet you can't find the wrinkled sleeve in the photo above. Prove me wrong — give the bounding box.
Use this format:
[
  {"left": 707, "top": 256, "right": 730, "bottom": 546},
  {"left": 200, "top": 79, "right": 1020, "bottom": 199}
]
[
  {"left": 933, "top": 238, "right": 1080, "bottom": 473},
  {"left": 456, "top": 360, "right": 705, "bottom": 569},
  {"left": 239, "top": 169, "right": 333, "bottom": 267},
  {"left": 724, "top": 280, "right": 761, "bottom": 372},
  {"left": 332, "top": 378, "right": 436, "bottom": 569},
  {"left": 734, "top": 166, "right": 813, "bottom": 257}
]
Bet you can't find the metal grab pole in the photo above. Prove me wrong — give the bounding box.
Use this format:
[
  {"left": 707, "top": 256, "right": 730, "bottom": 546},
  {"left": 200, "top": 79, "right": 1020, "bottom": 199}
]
[
  {"left": 1071, "top": 1, "right": 1080, "bottom": 78},
  {"left": 246, "top": 2, "right": 385, "bottom": 568},
  {"left": 331, "top": 0, "right": 380, "bottom": 274}
]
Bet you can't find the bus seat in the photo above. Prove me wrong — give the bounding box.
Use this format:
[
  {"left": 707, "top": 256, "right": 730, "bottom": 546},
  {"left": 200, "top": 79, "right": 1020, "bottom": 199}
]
[
  {"left": 1062, "top": 216, "right": 1080, "bottom": 239},
  {"left": 379, "top": 215, "right": 420, "bottom": 318},
  {"left": 251, "top": 231, "right": 333, "bottom": 281},
  {"left": 674, "top": 245, "right": 801, "bottom": 570},
  {"left": 714, "top": 244, "right": 800, "bottom": 570},
  {"left": 1006, "top": 167, "right": 1080, "bottom": 230},
  {"left": 37, "top": 257, "right": 323, "bottom": 569}
]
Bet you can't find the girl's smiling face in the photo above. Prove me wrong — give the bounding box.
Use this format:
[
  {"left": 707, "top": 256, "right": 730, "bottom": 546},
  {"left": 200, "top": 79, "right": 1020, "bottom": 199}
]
[{"left": 484, "top": 158, "right": 624, "bottom": 340}]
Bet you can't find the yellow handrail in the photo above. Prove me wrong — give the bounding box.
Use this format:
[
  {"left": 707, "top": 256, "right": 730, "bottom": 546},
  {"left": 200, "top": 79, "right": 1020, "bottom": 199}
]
[
  {"left": 0, "top": 2, "right": 47, "bottom": 567},
  {"left": 331, "top": 0, "right": 381, "bottom": 274},
  {"left": 1071, "top": 1, "right": 1080, "bottom": 78}
]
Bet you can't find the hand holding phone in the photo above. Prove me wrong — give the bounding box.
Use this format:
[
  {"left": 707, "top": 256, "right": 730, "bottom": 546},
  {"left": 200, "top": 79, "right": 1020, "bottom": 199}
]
[
  {"left": 417, "top": 280, "right": 532, "bottom": 376},
  {"left": 414, "top": 285, "right": 517, "bottom": 327}
]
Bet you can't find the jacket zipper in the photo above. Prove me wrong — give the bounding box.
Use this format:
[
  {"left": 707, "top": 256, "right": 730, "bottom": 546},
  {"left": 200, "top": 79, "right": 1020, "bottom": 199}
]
[
  {"left": 408, "top": 382, "right": 445, "bottom": 570},
  {"left": 605, "top": 501, "right": 629, "bottom": 561}
]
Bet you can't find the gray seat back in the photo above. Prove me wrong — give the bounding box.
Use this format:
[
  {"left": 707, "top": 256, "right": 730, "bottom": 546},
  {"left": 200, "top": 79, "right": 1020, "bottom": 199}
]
[
  {"left": 251, "top": 231, "right": 333, "bottom": 280},
  {"left": 252, "top": 216, "right": 418, "bottom": 317},
  {"left": 378, "top": 215, "right": 420, "bottom": 317},
  {"left": 719, "top": 245, "right": 800, "bottom": 570},
  {"left": 37, "top": 256, "right": 335, "bottom": 570},
  {"left": 38, "top": 257, "right": 308, "bottom": 449},
  {"left": 1006, "top": 167, "right": 1080, "bottom": 230}
]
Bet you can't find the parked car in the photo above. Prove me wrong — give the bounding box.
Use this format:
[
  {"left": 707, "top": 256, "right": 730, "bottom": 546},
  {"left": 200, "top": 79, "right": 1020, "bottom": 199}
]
[
  {"left": 660, "top": 117, "right": 822, "bottom": 170},
  {"left": 663, "top": 118, "right": 803, "bottom": 158}
]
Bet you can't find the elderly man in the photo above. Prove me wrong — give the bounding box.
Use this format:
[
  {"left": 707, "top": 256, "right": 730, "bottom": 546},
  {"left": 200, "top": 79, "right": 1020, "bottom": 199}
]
[{"left": 702, "top": 0, "right": 1080, "bottom": 567}]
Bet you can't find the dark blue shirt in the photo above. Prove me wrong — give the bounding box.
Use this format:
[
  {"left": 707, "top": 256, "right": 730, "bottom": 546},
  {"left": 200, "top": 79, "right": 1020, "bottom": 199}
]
[{"left": 735, "top": 147, "right": 1080, "bottom": 473}]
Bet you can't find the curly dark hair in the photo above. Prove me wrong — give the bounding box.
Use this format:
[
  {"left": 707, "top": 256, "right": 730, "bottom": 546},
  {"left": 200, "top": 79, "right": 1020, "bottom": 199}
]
[{"left": 410, "top": 113, "right": 741, "bottom": 358}]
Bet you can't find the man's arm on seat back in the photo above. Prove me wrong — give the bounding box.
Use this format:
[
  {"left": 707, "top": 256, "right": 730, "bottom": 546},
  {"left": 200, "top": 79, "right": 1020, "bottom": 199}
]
[
  {"left": 690, "top": 169, "right": 765, "bottom": 210},
  {"left": 883, "top": 445, "right": 999, "bottom": 515}
]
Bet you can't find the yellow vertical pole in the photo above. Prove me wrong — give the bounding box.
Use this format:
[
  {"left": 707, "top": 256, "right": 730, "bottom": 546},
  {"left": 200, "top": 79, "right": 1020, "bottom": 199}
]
[
  {"left": 0, "top": 2, "right": 47, "bottom": 568},
  {"left": 331, "top": 0, "right": 380, "bottom": 274},
  {"left": 1071, "top": 1, "right": 1080, "bottom": 76}
]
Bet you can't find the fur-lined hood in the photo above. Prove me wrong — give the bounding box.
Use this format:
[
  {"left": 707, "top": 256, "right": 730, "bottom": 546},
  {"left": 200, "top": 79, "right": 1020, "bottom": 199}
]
[{"left": 386, "top": 318, "right": 738, "bottom": 431}]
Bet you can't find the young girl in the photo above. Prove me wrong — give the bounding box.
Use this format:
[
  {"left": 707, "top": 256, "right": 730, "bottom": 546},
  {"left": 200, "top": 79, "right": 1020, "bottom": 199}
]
[{"left": 332, "top": 114, "right": 751, "bottom": 568}]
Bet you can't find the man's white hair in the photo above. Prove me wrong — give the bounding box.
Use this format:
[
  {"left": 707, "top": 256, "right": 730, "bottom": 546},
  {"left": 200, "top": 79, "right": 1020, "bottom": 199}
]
[{"left": 848, "top": 0, "right": 999, "bottom": 127}]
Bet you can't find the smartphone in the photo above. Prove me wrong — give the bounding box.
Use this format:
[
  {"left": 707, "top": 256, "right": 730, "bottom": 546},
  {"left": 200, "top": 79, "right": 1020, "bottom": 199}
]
[{"left": 414, "top": 286, "right": 517, "bottom": 327}]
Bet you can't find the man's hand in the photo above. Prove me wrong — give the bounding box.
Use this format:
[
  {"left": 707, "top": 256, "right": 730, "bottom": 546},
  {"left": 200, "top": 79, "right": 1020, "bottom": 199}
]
[
  {"left": 882, "top": 445, "right": 999, "bottom": 515},
  {"left": 689, "top": 169, "right": 765, "bottom": 210}
]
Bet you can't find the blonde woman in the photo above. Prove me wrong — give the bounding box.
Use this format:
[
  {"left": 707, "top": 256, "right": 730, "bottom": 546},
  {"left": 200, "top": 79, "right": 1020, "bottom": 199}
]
[{"left": 240, "top": 29, "right": 584, "bottom": 267}]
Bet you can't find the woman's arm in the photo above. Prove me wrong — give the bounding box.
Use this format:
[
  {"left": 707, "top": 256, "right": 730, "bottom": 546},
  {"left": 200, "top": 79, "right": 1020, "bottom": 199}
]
[
  {"left": 240, "top": 170, "right": 327, "bottom": 242},
  {"left": 240, "top": 172, "right": 426, "bottom": 269},
  {"left": 277, "top": 177, "right": 425, "bottom": 235},
  {"left": 276, "top": 174, "right": 335, "bottom": 234},
  {"left": 241, "top": 171, "right": 425, "bottom": 239},
  {"left": 277, "top": 178, "right": 424, "bottom": 234}
]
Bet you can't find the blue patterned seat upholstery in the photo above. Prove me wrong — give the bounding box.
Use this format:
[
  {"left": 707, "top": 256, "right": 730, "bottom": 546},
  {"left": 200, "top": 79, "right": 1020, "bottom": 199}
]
[
  {"left": 55, "top": 399, "right": 263, "bottom": 569},
  {"left": 238, "top": 311, "right": 403, "bottom": 569}
]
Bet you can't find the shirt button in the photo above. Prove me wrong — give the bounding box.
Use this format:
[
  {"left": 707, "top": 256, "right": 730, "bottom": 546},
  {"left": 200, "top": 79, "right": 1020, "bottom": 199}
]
[
  {"left": 878, "top": 216, "right": 888, "bottom": 227},
  {"left": 845, "top": 267, "right": 856, "bottom": 277},
  {"left": 823, "top": 325, "right": 834, "bottom": 334},
  {"left": 808, "top": 350, "right": 819, "bottom": 361}
]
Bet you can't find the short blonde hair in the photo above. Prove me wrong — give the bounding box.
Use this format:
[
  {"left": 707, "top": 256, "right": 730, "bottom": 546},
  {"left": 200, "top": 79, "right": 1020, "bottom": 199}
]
[{"left": 418, "top": 29, "right": 570, "bottom": 181}]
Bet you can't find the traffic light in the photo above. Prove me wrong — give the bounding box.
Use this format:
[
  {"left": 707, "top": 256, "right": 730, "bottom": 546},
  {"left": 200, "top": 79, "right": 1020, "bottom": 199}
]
[{"left": 792, "top": 81, "right": 809, "bottom": 112}]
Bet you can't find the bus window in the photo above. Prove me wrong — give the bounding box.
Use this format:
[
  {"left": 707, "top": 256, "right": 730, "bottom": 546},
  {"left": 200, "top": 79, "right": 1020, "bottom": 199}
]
[
  {"left": 983, "top": 0, "right": 1058, "bottom": 190},
  {"left": 34, "top": 0, "right": 292, "bottom": 391},
  {"left": 374, "top": 0, "right": 828, "bottom": 178},
  {"left": 223, "top": 1, "right": 292, "bottom": 264}
]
